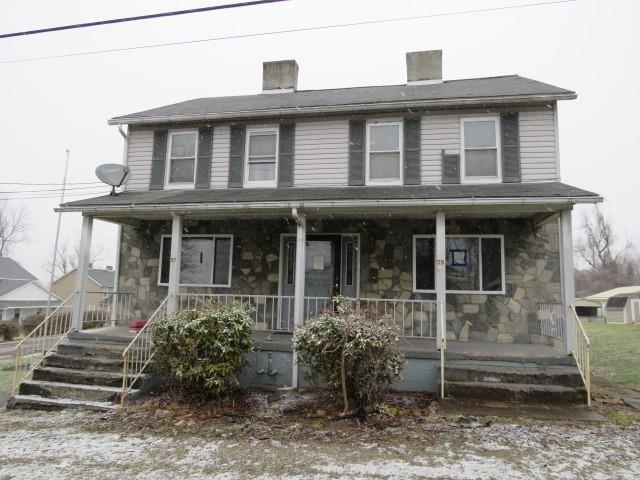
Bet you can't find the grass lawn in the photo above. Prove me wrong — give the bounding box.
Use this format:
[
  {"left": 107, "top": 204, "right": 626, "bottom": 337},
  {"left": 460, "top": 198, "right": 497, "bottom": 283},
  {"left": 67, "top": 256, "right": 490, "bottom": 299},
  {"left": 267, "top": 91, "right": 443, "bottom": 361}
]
[
  {"left": 583, "top": 322, "right": 640, "bottom": 390},
  {"left": 0, "top": 358, "right": 16, "bottom": 393}
]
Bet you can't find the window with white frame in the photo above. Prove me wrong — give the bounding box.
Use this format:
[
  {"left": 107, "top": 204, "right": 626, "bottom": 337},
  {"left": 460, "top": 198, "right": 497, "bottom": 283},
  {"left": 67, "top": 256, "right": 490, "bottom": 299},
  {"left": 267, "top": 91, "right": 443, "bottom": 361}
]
[
  {"left": 166, "top": 131, "right": 198, "bottom": 187},
  {"left": 367, "top": 121, "right": 402, "bottom": 184},
  {"left": 245, "top": 127, "right": 278, "bottom": 187},
  {"left": 159, "top": 235, "right": 233, "bottom": 287},
  {"left": 413, "top": 235, "right": 504, "bottom": 294},
  {"left": 461, "top": 118, "right": 501, "bottom": 183}
]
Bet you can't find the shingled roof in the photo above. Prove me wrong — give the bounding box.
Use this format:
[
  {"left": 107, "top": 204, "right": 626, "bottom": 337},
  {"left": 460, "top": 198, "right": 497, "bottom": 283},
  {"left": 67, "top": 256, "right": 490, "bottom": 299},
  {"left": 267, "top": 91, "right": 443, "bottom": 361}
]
[
  {"left": 61, "top": 182, "right": 599, "bottom": 210},
  {"left": 109, "top": 75, "right": 576, "bottom": 125}
]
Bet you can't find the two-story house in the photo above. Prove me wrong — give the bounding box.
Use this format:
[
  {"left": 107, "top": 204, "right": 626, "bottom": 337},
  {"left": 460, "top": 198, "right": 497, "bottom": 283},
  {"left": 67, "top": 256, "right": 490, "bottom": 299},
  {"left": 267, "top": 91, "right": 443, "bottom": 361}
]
[{"left": 9, "top": 51, "right": 601, "bottom": 410}]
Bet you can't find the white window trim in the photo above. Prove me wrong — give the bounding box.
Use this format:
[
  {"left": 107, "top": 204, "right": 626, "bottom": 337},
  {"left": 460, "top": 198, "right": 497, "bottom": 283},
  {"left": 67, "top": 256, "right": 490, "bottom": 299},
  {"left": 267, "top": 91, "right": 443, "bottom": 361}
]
[
  {"left": 158, "top": 234, "right": 233, "bottom": 288},
  {"left": 164, "top": 129, "right": 199, "bottom": 189},
  {"left": 365, "top": 120, "right": 403, "bottom": 186},
  {"left": 244, "top": 126, "right": 279, "bottom": 188},
  {"left": 412, "top": 234, "right": 505, "bottom": 295},
  {"left": 460, "top": 116, "right": 502, "bottom": 184}
]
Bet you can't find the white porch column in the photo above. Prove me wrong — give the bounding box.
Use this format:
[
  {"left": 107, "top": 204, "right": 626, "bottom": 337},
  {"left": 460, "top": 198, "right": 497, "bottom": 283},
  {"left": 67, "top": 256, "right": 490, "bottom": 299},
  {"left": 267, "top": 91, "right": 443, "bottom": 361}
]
[
  {"left": 71, "top": 215, "right": 93, "bottom": 331},
  {"left": 559, "top": 208, "right": 576, "bottom": 354},
  {"left": 435, "top": 211, "right": 446, "bottom": 350},
  {"left": 167, "top": 214, "right": 183, "bottom": 314},
  {"left": 291, "top": 208, "right": 306, "bottom": 388}
]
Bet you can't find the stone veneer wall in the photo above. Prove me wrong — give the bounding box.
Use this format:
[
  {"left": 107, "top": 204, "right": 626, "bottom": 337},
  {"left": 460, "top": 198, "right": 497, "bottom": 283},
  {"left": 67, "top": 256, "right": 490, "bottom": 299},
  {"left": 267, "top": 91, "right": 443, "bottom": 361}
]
[{"left": 118, "top": 217, "right": 560, "bottom": 344}]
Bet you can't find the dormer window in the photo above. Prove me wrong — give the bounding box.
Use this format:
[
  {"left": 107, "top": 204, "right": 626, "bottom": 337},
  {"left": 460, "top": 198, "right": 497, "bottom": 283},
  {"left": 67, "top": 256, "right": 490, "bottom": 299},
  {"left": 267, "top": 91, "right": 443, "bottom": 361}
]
[
  {"left": 366, "top": 121, "right": 403, "bottom": 185},
  {"left": 460, "top": 117, "right": 501, "bottom": 183},
  {"left": 245, "top": 127, "right": 278, "bottom": 188},
  {"left": 166, "top": 130, "right": 198, "bottom": 188}
]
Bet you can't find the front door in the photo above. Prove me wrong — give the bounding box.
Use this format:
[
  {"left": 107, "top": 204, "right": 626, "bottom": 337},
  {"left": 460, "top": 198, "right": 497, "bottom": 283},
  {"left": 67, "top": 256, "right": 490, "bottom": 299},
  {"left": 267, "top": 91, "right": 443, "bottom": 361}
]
[{"left": 280, "top": 234, "right": 359, "bottom": 322}]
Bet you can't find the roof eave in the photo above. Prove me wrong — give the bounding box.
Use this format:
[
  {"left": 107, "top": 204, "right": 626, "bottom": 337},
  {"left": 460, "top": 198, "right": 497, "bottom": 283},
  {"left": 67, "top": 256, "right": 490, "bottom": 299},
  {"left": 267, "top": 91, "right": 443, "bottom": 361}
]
[
  {"left": 108, "top": 93, "right": 577, "bottom": 126},
  {"left": 56, "top": 194, "right": 602, "bottom": 214}
]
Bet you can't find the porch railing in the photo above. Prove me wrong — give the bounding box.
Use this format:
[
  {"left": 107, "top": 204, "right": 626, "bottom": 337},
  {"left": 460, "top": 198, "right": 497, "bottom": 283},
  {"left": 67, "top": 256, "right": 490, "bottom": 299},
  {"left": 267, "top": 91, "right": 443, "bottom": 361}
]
[
  {"left": 121, "top": 296, "right": 170, "bottom": 404},
  {"left": 84, "top": 292, "right": 133, "bottom": 328},
  {"left": 11, "top": 294, "right": 76, "bottom": 396},
  {"left": 569, "top": 305, "right": 591, "bottom": 407},
  {"left": 537, "top": 302, "right": 566, "bottom": 340}
]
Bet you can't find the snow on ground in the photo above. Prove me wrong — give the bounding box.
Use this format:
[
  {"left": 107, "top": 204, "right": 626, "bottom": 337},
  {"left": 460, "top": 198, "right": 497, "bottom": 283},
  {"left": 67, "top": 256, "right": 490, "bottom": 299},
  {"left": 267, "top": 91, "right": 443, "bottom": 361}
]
[{"left": 0, "top": 408, "right": 639, "bottom": 479}]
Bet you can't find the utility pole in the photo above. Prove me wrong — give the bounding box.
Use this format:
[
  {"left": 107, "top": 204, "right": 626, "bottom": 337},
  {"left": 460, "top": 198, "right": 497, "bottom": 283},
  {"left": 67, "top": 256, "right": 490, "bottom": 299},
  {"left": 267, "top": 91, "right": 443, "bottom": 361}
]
[{"left": 46, "top": 149, "right": 69, "bottom": 316}]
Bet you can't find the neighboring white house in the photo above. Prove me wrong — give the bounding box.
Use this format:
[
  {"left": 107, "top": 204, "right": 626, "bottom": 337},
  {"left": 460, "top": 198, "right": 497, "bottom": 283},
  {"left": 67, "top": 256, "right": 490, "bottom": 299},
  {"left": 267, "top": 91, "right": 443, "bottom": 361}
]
[
  {"left": 576, "top": 286, "right": 640, "bottom": 323},
  {"left": 0, "top": 258, "right": 61, "bottom": 324}
]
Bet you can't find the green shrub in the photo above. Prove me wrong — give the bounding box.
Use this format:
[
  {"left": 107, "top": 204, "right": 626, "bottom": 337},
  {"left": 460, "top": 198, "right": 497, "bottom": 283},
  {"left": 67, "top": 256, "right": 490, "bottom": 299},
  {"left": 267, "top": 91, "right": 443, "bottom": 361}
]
[
  {"left": 152, "top": 300, "right": 254, "bottom": 399},
  {"left": 21, "top": 314, "right": 45, "bottom": 336},
  {"left": 294, "top": 296, "right": 404, "bottom": 413},
  {"left": 0, "top": 321, "right": 19, "bottom": 341}
]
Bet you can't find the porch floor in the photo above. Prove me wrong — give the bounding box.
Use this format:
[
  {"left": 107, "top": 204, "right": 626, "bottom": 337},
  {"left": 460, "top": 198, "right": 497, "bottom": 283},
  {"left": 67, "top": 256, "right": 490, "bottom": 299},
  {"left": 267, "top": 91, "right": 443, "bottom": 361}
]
[{"left": 77, "top": 326, "right": 567, "bottom": 362}]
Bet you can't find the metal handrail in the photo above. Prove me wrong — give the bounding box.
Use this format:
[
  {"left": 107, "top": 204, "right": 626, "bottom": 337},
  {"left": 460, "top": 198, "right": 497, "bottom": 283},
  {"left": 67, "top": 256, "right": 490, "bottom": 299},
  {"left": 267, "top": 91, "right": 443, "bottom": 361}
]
[
  {"left": 12, "top": 293, "right": 76, "bottom": 396},
  {"left": 570, "top": 305, "right": 591, "bottom": 407},
  {"left": 120, "top": 295, "right": 170, "bottom": 405}
]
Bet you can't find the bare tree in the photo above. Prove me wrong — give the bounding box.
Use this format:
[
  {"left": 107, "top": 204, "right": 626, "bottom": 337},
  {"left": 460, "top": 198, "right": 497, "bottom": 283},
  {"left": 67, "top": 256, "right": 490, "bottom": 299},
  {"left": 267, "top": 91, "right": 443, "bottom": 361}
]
[
  {"left": 0, "top": 200, "right": 28, "bottom": 257},
  {"left": 45, "top": 238, "right": 107, "bottom": 278},
  {"left": 574, "top": 206, "right": 639, "bottom": 296}
]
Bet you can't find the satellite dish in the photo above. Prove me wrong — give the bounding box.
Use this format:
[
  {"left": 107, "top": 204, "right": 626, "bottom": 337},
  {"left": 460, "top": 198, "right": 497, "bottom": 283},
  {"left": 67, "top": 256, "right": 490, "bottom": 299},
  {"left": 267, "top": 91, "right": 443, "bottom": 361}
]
[{"left": 95, "top": 164, "right": 130, "bottom": 195}]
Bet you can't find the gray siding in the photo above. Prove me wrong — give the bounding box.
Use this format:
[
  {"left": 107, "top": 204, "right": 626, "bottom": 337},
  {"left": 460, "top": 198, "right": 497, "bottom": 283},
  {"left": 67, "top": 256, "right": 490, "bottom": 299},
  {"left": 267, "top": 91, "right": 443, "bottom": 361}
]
[
  {"left": 519, "top": 109, "right": 558, "bottom": 182},
  {"left": 211, "top": 125, "right": 230, "bottom": 188},
  {"left": 294, "top": 120, "right": 349, "bottom": 187},
  {"left": 421, "top": 114, "right": 460, "bottom": 184},
  {"left": 125, "top": 128, "right": 154, "bottom": 191},
  {"left": 123, "top": 107, "right": 558, "bottom": 191}
]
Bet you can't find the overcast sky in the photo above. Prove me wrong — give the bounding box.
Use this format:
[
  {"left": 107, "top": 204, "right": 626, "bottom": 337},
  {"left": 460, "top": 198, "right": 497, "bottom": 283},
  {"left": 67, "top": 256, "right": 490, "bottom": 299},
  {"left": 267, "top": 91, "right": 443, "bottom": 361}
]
[{"left": 1, "top": 0, "right": 638, "bottom": 283}]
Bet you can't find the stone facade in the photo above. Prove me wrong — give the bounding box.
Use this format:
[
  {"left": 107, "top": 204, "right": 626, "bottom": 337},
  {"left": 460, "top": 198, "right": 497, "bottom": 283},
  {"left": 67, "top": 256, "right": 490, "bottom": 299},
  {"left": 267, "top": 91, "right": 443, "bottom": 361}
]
[{"left": 118, "top": 216, "right": 560, "bottom": 344}]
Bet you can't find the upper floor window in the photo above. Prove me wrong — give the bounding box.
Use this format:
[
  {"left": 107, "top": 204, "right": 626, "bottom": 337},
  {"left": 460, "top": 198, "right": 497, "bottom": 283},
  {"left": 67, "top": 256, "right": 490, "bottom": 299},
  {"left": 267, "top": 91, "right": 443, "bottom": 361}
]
[
  {"left": 245, "top": 127, "right": 278, "bottom": 188},
  {"left": 166, "top": 131, "right": 198, "bottom": 188},
  {"left": 366, "top": 121, "right": 403, "bottom": 185},
  {"left": 461, "top": 117, "right": 501, "bottom": 183}
]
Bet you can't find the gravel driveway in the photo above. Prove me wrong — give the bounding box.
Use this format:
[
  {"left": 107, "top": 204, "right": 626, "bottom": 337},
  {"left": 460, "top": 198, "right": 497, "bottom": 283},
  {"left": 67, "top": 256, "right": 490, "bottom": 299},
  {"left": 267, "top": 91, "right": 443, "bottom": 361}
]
[{"left": 1, "top": 403, "right": 639, "bottom": 480}]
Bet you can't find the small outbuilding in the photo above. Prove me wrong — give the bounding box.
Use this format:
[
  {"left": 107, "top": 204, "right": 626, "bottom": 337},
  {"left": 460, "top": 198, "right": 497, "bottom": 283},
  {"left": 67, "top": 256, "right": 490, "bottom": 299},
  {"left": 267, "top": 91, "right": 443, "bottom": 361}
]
[{"left": 605, "top": 291, "right": 640, "bottom": 324}]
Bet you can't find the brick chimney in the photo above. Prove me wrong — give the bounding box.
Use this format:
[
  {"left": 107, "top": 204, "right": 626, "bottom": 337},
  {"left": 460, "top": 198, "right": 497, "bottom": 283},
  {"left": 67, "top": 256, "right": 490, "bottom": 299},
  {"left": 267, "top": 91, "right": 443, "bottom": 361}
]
[
  {"left": 262, "top": 60, "right": 299, "bottom": 93},
  {"left": 406, "top": 50, "right": 443, "bottom": 85}
]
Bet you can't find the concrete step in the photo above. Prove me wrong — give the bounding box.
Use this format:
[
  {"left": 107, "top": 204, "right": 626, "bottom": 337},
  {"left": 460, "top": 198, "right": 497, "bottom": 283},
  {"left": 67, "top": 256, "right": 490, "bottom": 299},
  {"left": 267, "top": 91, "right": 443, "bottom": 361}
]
[
  {"left": 56, "top": 341, "right": 128, "bottom": 359},
  {"left": 43, "top": 353, "right": 123, "bottom": 372},
  {"left": 444, "top": 364, "right": 584, "bottom": 387},
  {"left": 444, "top": 380, "right": 587, "bottom": 404},
  {"left": 68, "top": 330, "right": 133, "bottom": 345},
  {"left": 445, "top": 353, "right": 577, "bottom": 366},
  {"left": 18, "top": 379, "right": 135, "bottom": 403},
  {"left": 32, "top": 366, "right": 127, "bottom": 388},
  {"left": 7, "top": 394, "right": 118, "bottom": 412}
]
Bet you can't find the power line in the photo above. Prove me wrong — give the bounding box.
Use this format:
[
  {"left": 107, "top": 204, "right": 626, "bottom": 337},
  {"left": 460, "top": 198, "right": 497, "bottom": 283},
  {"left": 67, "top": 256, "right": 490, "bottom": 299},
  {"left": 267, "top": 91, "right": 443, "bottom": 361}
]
[
  {"left": 0, "top": 190, "right": 109, "bottom": 201},
  {"left": 0, "top": 0, "right": 288, "bottom": 39},
  {"left": 0, "top": 181, "right": 102, "bottom": 186},
  {"left": 0, "top": 0, "right": 579, "bottom": 64},
  {"left": 0, "top": 185, "right": 117, "bottom": 194}
]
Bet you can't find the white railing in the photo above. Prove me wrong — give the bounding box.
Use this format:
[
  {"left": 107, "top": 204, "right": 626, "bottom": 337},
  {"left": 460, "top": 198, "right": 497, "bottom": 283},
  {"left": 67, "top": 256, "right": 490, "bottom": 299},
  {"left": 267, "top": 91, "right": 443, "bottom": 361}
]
[
  {"left": 176, "top": 294, "right": 437, "bottom": 338},
  {"left": 121, "top": 296, "right": 170, "bottom": 404},
  {"left": 538, "top": 302, "right": 566, "bottom": 340},
  {"left": 569, "top": 305, "right": 591, "bottom": 407},
  {"left": 12, "top": 294, "right": 76, "bottom": 396},
  {"left": 438, "top": 300, "right": 446, "bottom": 399},
  {"left": 84, "top": 292, "right": 133, "bottom": 328}
]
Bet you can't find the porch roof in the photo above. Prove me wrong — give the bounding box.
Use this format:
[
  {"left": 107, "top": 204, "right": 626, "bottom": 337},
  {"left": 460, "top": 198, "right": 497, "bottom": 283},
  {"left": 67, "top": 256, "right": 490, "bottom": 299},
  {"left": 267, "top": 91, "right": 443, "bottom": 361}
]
[{"left": 59, "top": 182, "right": 600, "bottom": 218}]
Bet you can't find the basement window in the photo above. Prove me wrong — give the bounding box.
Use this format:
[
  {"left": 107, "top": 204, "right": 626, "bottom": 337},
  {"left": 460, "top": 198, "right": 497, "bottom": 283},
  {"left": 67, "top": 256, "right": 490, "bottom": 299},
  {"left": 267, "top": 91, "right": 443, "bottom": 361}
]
[
  {"left": 159, "top": 234, "right": 233, "bottom": 287},
  {"left": 413, "top": 235, "right": 505, "bottom": 294}
]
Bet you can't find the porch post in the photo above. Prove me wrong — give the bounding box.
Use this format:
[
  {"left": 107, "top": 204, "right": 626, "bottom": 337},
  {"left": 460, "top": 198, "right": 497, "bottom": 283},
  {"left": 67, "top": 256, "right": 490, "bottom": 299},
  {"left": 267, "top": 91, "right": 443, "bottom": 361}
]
[
  {"left": 291, "top": 208, "right": 306, "bottom": 388},
  {"left": 167, "top": 214, "right": 183, "bottom": 314},
  {"left": 435, "top": 211, "right": 446, "bottom": 349},
  {"left": 71, "top": 215, "right": 93, "bottom": 331},
  {"left": 559, "top": 208, "right": 575, "bottom": 354}
]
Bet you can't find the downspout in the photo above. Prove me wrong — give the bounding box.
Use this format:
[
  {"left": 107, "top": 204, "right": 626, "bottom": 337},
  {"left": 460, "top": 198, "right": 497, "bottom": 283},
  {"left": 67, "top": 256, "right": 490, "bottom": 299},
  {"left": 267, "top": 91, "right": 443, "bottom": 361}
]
[{"left": 111, "top": 125, "right": 127, "bottom": 326}]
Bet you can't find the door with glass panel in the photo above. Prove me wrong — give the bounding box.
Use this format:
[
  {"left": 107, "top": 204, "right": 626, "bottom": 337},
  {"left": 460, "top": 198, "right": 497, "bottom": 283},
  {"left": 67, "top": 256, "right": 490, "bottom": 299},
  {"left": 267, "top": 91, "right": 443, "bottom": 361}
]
[{"left": 280, "top": 234, "right": 359, "bottom": 327}]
